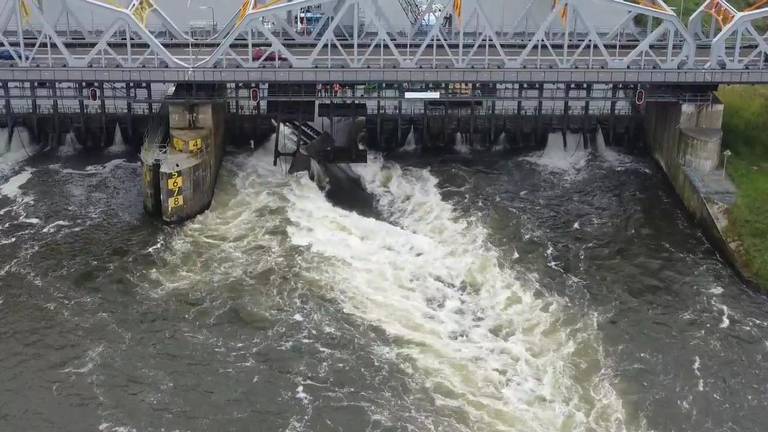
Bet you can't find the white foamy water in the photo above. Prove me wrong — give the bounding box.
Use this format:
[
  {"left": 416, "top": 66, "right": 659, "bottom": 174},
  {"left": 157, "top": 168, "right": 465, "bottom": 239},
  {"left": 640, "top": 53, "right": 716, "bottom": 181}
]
[
  {"left": 105, "top": 124, "right": 130, "bottom": 155},
  {"left": 286, "top": 153, "right": 629, "bottom": 431},
  {"left": 0, "top": 168, "right": 35, "bottom": 199},
  {"left": 492, "top": 132, "right": 509, "bottom": 153},
  {"left": 525, "top": 132, "right": 589, "bottom": 176},
  {"left": 454, "top": 132, "right": 472, "bottom": 154},
  {"left": 400, "top": 126, "right": 418, "bottom": 153},
  {"left": 58, "top": 132, "right": 82, "bottom": 157},
  {"left": 147, "top": 142, "right": 295, "bottom": 302},
  {"left": 0, "top": 127, "right": 39, "bottom": 178},
  {"left": 50, "top": 159, "right": 135, "bottom": 175},
  {"left": 595, "top": 127, "right": 650, "bottom": 173},
  {"left": 149, "top": 138, "right": 630, "bottom": 431}
]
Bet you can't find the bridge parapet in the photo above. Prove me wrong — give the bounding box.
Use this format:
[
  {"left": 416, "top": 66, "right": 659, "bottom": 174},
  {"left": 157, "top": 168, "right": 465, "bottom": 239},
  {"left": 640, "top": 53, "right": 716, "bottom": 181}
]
[{"left": 2, "top": 0, "right": 768, "bottom": 72}]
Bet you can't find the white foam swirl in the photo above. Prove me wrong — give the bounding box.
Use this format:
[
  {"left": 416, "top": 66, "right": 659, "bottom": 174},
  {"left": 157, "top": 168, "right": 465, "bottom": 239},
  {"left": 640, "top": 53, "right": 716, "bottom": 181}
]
[{"left": 286, "top": 153, "right": 629, "bottom": 431}]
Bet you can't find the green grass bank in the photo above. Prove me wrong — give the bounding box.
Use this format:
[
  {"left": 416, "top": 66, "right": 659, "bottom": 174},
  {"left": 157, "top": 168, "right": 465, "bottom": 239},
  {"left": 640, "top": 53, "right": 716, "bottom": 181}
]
[{"left": 718, "top": 86, "right": 768, "bottom": 289}]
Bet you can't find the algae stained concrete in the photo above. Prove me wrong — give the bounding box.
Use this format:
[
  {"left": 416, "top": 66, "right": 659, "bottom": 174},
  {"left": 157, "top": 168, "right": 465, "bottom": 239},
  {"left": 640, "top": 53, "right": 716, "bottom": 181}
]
[{"left": 645, "top": 101, "right": 756, "bottom": 285}]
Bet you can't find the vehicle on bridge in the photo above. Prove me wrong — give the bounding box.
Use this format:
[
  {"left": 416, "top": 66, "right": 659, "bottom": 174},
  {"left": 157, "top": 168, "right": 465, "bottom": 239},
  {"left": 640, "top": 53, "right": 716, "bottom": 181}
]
[
  {"left": 252, "top": 48, "right": 287, "bottom": 62},
  {"left": 0, "top": 48, "right": 29, "bottom": 62}
]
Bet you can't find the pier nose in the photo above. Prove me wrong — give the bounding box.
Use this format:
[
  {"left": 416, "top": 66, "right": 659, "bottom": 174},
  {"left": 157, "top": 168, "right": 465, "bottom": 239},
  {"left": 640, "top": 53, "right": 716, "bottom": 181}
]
[{"left": 141, "top": 84, "right": 227, "bottom": 224}]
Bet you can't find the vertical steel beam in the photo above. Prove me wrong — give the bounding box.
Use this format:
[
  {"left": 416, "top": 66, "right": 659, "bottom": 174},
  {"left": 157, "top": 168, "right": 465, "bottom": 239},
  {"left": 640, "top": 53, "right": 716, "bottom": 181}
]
[
  {"left": 99, "top": 81, "right": 106, "bottom": 147},
  {"left": 30, "top": 81, "right": 39, "bottom": 138},
  {"left": 563, "top": 84, "right": 570, "bottom": 131},
  {"left": 126, "top": 82, "right": 133, "bottom": 146},
  {"left": 609, "top": 84, "right": 618, "bottom": 146},
  {"left": 2, "top": 81, "right": 12, "bottom": 132},
  {"left": 397, "top": 96, "right": 402, "bottom": 148},
  {"left": 470, "top": 84, "right": 476, "bottom": 147},
  {"left": 51, "top": 81, "right": 61, "bottom": 148},
  {"left": 146, "top": 82, "right": 153, "bottom": 115}
]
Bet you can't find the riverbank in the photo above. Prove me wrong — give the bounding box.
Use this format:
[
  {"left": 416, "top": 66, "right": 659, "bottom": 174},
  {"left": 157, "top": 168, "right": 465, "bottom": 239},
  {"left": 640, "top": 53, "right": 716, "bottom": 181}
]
[{"left": 718, "top": 85, "right": 768, "bottom": 289}]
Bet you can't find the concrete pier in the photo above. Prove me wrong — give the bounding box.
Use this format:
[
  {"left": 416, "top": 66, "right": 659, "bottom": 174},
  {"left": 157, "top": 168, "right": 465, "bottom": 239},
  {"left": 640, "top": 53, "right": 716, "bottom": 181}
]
[
  {"left": 141, "top": 84, "right": 226, "bottom": 224},
  {"left": 645, "top": 101, "right": 752, "bottom": 282}
]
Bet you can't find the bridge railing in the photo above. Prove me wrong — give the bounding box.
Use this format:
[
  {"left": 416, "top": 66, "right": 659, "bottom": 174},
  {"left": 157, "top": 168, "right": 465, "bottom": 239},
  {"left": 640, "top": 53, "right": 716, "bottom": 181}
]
[{"left": 1, "top": 0, "right": 767, "bottom": 71}]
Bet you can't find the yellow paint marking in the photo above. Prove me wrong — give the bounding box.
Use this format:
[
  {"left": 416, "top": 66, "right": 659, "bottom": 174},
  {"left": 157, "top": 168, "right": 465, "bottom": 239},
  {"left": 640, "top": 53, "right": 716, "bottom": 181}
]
[
  {"left": 189, "top": 138, "right": 203, "bottom": 152},
  {"left": 169, "top": 195, "right": 184, "bottom": 209},
  {"left": 172, "top": 137, "right": 185, "bottom": 152},
  {"left": 167, "top": 176, "right": 183, "bottom": 190},
  {"left": 20, "top": 0, "right": 31, "bottom": 24},
  {"left": 131, "top": 0, "right": 155, "bottom": 26}
]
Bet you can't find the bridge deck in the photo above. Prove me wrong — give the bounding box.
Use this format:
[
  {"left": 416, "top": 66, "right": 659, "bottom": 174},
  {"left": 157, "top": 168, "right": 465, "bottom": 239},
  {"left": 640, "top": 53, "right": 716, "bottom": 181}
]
[
  {"left": 3, "top": 0, "right": 768, "bottom": 81},
  {"left": 1, "top": 66, "right": 766, "bottom": 85}
]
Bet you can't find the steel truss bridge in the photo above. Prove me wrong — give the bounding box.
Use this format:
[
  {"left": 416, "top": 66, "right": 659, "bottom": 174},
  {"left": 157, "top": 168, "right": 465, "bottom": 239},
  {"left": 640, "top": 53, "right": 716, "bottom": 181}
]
[{"left": 0, "top": 0, "right": 767, "bottom": 80}]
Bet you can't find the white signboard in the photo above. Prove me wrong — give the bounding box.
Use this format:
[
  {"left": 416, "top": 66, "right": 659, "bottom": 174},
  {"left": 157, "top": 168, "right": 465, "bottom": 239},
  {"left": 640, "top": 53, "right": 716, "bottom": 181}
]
[{"left": 404, "top": 92, "right": 441, "bottom": 99}]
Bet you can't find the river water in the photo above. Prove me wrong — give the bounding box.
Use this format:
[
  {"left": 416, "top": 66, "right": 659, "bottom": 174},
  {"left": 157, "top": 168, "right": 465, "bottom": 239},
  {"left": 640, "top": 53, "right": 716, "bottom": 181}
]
[{"left": 1, "top": 128, "right": 766, "bottom": 432}]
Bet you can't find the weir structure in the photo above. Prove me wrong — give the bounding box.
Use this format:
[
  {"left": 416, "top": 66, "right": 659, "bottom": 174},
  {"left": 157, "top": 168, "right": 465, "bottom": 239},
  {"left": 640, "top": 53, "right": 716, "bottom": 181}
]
[{"left": 0, "top": 0, "right": 763, "bottom": 267}]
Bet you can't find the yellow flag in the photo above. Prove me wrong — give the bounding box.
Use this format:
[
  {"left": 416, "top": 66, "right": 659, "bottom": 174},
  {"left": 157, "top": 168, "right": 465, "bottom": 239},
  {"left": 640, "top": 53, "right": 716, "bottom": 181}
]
[
  {"left": 132, "top": 0, "right": 155, "bottom": 26},
  {"left": 20, "top": 0, "right": 31, "bottom": 24},
  {"left": 454, "top": 0, "right": 462, "bottom": 19},
  {"left": 560, "top": 4, "right": 568, "bottom": 27},
  {"left": 552, "top": 0, "right": 568, "bottom": 27},
  {"left": 237, "top": 0, "right": 253, "bottom": 25}
]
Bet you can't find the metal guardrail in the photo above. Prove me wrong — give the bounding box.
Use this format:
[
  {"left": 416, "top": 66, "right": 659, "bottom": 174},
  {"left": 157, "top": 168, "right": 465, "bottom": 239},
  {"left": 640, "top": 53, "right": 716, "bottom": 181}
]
[{"left": 2, "top": 0, "right": 767, "bottom": 72}]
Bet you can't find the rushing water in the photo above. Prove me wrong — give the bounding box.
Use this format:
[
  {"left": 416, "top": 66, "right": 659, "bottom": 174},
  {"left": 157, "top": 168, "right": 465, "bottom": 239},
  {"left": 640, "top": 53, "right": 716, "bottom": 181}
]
[{"left": 1, "top": 128, "right": 767, "bottom": 432}]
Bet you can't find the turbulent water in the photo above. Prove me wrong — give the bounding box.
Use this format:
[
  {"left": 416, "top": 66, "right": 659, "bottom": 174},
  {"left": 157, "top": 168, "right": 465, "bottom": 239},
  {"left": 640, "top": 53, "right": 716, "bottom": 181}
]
[{"left": 1, "top": 128, "right": 767, "bottom": 432}]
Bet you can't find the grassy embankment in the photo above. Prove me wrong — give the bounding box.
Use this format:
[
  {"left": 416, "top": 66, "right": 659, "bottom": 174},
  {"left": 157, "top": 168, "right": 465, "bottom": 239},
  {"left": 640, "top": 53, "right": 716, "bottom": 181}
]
[
  {"left": 669, "top": 3, "right": 768, "bottom": 287},
  {"left": 717, "top": 86, "right": 768, "bottom": 288}
]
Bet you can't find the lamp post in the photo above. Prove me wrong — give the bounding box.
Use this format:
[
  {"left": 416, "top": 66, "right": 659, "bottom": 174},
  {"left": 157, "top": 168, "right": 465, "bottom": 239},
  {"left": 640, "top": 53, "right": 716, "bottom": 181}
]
[
  {"left": 200, "top": 6, "right": 216, "bottom": 35},
  {"left": 723, "top": 149, "right": 732, "bottom": 178}
]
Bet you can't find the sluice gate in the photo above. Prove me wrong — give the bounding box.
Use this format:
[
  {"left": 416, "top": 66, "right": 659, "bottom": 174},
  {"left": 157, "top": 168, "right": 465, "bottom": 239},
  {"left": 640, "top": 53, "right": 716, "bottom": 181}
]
[{"left": 0, "top": 78, "right": 719, "bottom": 224}]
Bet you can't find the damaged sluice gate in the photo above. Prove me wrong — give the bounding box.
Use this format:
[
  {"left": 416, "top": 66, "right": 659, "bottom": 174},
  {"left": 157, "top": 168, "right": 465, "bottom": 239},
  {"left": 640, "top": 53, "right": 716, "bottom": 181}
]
[{"left": 137, "top": 82, "right": 675, "bottom": 224}]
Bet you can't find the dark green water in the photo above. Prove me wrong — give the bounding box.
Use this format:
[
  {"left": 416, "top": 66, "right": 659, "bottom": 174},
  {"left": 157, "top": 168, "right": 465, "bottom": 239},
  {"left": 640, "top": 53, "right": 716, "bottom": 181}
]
[{"left": 1, "top": 131, "right": 766, "bottom": 432}]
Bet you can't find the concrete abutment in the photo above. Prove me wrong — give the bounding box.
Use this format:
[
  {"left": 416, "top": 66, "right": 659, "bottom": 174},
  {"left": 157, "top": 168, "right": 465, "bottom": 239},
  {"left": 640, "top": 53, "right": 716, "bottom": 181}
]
[{"left": 645, "top": 100, "right": 753, "bottom": 283}]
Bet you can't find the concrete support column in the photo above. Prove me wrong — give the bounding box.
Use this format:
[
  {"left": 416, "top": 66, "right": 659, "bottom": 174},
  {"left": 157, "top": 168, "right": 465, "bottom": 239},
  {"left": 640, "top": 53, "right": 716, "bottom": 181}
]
[
  {"left": 646, "top": 101, "right": 724, "bottom": 174},
  {"left": 141, "top": 84, "right": 227, "bottom": 224},
  {"left": 643, "top": 97, "right": 743, "bottom": 280}
]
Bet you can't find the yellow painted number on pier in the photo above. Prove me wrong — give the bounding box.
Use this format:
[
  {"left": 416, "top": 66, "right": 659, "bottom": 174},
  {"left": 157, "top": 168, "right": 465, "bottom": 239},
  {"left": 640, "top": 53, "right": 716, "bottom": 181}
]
[
  {"left": 169, "top": 195, "right": 184, "bottom": 209},
  {"left": 167, "top": 176, "right": 183, "bottom": 190},
  {"left": 173, "top": 137, "right": 185, "bottom": 152},
  {"left": 189, "top": 138, "right": 203, "bottom": 152}
]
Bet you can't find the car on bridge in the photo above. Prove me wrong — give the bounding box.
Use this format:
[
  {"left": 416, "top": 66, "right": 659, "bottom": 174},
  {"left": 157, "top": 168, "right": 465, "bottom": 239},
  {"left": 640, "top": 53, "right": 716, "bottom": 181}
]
[
  {"left": 0, "top": 48, "right": 30, "bottom": 61},
  {"left": 252, "top": 48, "right": 287, "bottom": 63}
]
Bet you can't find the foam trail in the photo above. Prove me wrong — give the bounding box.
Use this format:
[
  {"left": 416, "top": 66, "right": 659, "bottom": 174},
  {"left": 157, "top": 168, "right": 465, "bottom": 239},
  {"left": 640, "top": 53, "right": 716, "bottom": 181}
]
[
  {"left": 524, "top": 132, "right": 588, "bottom": 176},
  {"left": 595, "top": 126, "right": 607, "bottom": 154},
  {"left": 105, "top": 124, "right": 129, "bottom": 155},
  {"left": 595, "top": 127, "right": 648, "bottom": 172},
  {"left": 401, "top": 126, "right": 417, "bottom": 153},
  {"left": 287, "top": 153, "right": 629, "bottom": 431},
  {"left": 454, "top": 132, "right": 471, "bottom": 154},
  {"left": 149, "top": 142, "right": 630, "bottom": 431},
  {"left": 0, "top": 168, "right": 34, "bottom": 199},
  {"left": 492, "top": 132, "right": 509, "bottom": 152},
  {"left": 0, "top": 127, "right": 39, "bottom": 178},
  {"left": 58, "top": 132, "right": 81, "bottom": 157}
]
